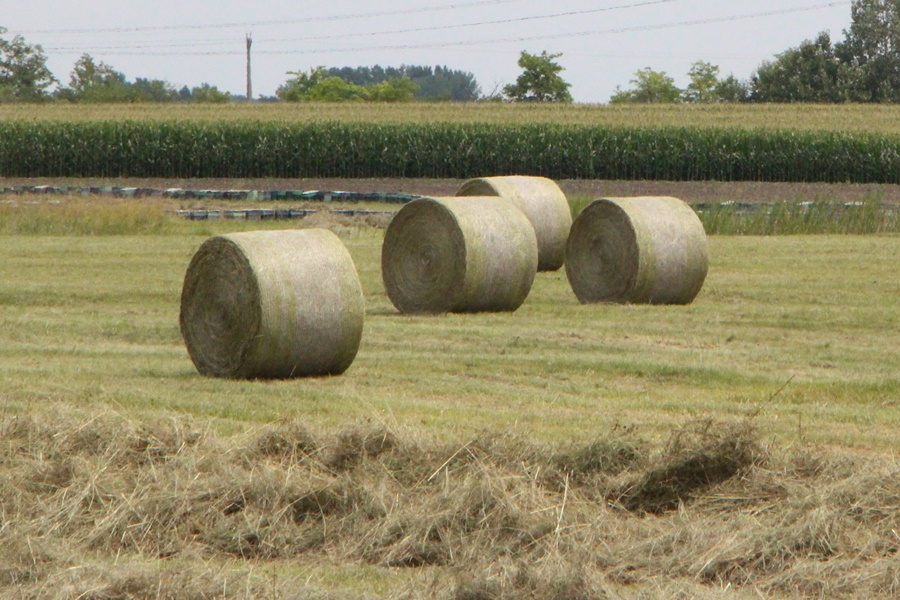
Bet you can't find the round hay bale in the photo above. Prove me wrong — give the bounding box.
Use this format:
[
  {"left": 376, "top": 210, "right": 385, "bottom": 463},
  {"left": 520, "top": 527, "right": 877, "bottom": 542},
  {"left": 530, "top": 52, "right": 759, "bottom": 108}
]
[
  {"left": 381, "top": 196, "right": 538, "bottom": 314},
  {"left": 456, "top": 175, "right": 572, "bottom": 272},
  {"left": 565, "top": 197, "right": 708, "bottom": 305},
  {"left": 180, "top": 229, "right": 364, "bottom": 379}
]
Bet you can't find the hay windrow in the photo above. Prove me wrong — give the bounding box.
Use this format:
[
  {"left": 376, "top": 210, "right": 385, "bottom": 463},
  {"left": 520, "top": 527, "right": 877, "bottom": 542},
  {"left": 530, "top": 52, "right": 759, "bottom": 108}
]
[
  {"left": 1, "top": 412, "right": 899, "bottom": 598},
  {"left": 565, "top": 196, "right": 709, "bottom": 304},
  {"left": 179, "top": 228, "right": 364, "bottom": 379},
  {"left": 381, "top": 196, "right": 538, "bottom": 314},
  {"left": 456, "top": 175, "right": 573, "bottom": 272}
]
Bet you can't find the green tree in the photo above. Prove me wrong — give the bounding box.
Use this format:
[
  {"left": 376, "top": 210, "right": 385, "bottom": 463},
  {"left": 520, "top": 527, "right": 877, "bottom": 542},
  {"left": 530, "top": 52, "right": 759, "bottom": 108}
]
[
  {"left": 190, "top": 83, "right": 231, "bottom": 103},
  {"left": 684, "top": 60, "right": 720, "bottom": 102},
  {"left": 750, "top": 32, "right": 843, "bottom": 102},
  {"left": 836, "top": 0, "right": 900, "bottom": 101},
  {"left": 714, "top": 74, "right": 751, "bottom": 103},
  {"left": 363, "top": 77, "right": 418, "bottom": 102},
  {"left": 307, "top": 76, "right": 365, "bottom": 101},
  {"left": 0, "top": 30, "right": 56, "bottom": 101},
  {"left": 132, "top": 78, "right": 178, "bottom": 102},
  {"left": 276, "top": 66, "right": 328, "bottom": 101},
  {"left": 64, "top": 54, "right": 134, "bottom": 102},
  {"left": 503, "top": 50, "right": 573, "bottom": 102},
  {"left": 609, "top": 67, "right": 681, "bottom": 103}
]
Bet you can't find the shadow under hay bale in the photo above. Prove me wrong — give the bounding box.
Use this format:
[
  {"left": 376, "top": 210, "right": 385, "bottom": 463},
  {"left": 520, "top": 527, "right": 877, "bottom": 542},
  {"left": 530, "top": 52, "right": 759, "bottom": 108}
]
[
  {"left": 381, "top": 196, "right": 538, "bottom": 314},
  {"left": 565, "top": 196, "right": 708, "bottom": 305},
  {"left": 456, "top": 175, "right": 573, "bottom": 272},
  {"left": 179, "top": 229, "right": 364, "bottom": 379}
]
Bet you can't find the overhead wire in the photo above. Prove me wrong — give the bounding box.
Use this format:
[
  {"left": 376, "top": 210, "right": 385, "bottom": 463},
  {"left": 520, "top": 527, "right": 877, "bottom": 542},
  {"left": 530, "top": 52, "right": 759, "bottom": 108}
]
[
  {"left": 38, "top": 0, "right": 684, "bottom": 53},
  {"left": 12, "top": 0, "right": 532, "bottom": 35},
  {"left": 49, "top": 1, "right": 848, "bottom": 57}
]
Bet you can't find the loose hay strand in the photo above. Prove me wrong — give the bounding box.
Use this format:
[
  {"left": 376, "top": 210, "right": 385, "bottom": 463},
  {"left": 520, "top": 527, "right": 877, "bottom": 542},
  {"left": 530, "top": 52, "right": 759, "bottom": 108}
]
[
  {"left": 180, "top": 229, "right": 365, "bottom": 379},
  {"left": 456, "top": 175, "right": 573, "bottom": 272},
  {"left": 381, "top": 196, "right": 538, "bottom": 314},
  {"left": 565, "top": 196, "right": 709, "bottom": 304}
]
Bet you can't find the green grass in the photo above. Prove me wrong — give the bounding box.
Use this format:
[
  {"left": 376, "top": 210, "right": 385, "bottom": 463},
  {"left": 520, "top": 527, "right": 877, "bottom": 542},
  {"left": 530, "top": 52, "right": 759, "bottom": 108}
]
[{"left": 0, "top": 210, "right": 897, "bottom": 450}]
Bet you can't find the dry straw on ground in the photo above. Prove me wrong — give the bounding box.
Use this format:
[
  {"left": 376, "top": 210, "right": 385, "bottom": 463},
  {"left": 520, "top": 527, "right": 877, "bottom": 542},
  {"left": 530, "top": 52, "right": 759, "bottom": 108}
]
[
  {"left": 1, "top": 410, "right": 898, "bottom": 599},
  {"left": 565, "top": 196, "right": 709, "bottom": 304},
  {"left": 381, "top": 196, "right": 538, "bottom": 314},
  {"left": 179, "top": 229, "right": 364, "bottom": 379},
  {"left": 456, "top": 175, "right": 573, "bottom": 272}
]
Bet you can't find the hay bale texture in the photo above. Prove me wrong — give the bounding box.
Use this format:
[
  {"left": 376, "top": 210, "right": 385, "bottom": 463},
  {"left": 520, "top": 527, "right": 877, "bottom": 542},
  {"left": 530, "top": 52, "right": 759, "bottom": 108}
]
[
  {"left": 381, "top": 196, "right": 538, "bottom": 314},
  {"left": 180, "top": 229, "right": 364, "bottom": 379},
  {"left": 565, "top": 197, "right": 708, "bottom": 305},
  {"left": 456, "top": 175, "right": 572, "bottom": 271}
]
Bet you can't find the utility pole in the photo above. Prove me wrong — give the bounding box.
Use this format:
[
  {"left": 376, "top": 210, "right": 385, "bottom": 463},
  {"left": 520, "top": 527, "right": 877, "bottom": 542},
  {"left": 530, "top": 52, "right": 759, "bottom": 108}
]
[{"left": 245, "top": 33, "right": 253, "bottom": 102}]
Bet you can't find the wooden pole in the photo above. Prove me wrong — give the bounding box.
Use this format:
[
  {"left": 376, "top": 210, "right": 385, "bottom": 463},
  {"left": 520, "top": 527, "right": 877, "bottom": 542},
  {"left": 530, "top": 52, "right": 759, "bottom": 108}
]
[{"left": 246, "top": 33, "right": 253, "bottom": 101}]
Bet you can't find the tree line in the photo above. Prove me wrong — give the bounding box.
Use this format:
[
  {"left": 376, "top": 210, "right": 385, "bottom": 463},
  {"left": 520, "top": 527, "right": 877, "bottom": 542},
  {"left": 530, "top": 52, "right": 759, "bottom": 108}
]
[
  {"left": 611, "top": 0, "right": 900, "bottom": 103},
  {"left": 1, "top": 0, "right": 898, "bottom": 104}
]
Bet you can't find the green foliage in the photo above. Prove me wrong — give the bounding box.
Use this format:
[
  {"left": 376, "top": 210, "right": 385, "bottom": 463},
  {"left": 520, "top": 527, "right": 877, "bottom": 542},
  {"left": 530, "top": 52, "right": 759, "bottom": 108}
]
[
  {"left": 276, "top": 66, "right": 328, "bottom": 102},
  {"left": 278, "top": 68, "right": 417, "bottom": 102},
  {"left": 747, "top": 1, "right": 900, "bottom": 102},
  {"left": 610, "top": 67, "right": 682, "bottom": 103},
  {"left": 189, "top": 83, "right": 231, "bottom": 104},
  {"left": 0, "top": 29, "right": 56, "bottom": 101},
  {"left": 62, "top": 54, "right": 135, "bottom": 103},
  {"left": 327, "top": 64, "right": 480, "bottom": 101},
  {"left": 684, "top": 61, "right": 721, "bottom": 103},
  {"left": 307, "top": 77, "right": 365, "bottom": 102},
  {"left": 503, "top": 51, "right": 573, "bottom": 102},
  {"left": 751, "top": 33, "right": 846, "bottom": 102},
  {"left": 714, "top": 75, "right": 751, "bottom": 103},
  {"left": 3, "top": 120, "right": 900, "bottom": 183},
  {"left": 836, "top": 0, "right": 900, "bottom": 101},
  {"left": 363, "top": 77, "right": 418, "bottom": 102}
]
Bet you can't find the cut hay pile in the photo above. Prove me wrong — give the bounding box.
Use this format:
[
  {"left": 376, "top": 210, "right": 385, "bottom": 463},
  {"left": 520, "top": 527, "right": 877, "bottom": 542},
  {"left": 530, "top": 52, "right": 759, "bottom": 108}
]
[
  {"left": 381, "top": 196, "right": 538, "bottom": 314},
  {"left": 565, "top": 196, "right": 708, "bottom": 304},
  {"left": 2, "top": 411, "right": 898, "bottom": 599},
  {"left": 179, "top": 229, "right": 364, "bottom": 379},
  {"left": 456, "top": 175, "right": 572, "bottom": 272}
]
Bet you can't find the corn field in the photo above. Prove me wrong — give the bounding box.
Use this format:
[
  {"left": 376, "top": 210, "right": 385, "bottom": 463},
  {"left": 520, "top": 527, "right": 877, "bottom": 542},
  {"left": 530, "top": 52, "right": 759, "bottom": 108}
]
[{"left": 2, "top": 120, "right": 900, "bottom": 182}]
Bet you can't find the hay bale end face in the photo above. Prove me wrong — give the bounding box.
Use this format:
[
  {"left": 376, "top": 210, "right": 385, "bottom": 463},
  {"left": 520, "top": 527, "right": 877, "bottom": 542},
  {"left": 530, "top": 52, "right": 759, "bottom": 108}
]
[
  {"left": 180, "top": 229, "right": 365, "bottom": 379},
  {"left": 565, "top": 197, "right": 708, "bottom": 305},
  {"left": 381, "top": 196, "right": 538, "bottom": 314},
  {"left": 456, "top": 175, "right": 572, "bottom": 272}
]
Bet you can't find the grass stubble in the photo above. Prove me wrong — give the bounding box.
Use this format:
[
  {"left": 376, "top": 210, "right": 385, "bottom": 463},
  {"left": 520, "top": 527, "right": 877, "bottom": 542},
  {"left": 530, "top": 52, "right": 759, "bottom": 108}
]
[{"left": 0, "top": 195, "right": 898, "bottom": 598}]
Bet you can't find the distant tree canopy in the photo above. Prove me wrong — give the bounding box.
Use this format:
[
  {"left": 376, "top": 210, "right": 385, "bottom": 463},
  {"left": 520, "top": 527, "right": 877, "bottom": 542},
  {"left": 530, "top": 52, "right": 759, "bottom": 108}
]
[
  {"left": 326, "top": 64, "right": 481, "bottom": 101},
  {"left": 611, "top": 0, "right": 900, "bottom": 103},
  {"left": 503, "top": 51, "right": 573, "bottom": 102},
  {"left": 0, "top": 28, "right": 56, "bottom": 101},
  {"left": 52, "top": 54, "right": 230, "bottom": 103},
  {"left": 276, "top": 66, "right": 421, "bottom": 103}
]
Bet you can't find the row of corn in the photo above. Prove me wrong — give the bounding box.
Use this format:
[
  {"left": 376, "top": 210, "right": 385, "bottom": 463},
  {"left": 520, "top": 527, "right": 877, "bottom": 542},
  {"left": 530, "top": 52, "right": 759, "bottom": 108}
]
[{"left": 2, "top": 121, "right": 900, "bottom": 183}]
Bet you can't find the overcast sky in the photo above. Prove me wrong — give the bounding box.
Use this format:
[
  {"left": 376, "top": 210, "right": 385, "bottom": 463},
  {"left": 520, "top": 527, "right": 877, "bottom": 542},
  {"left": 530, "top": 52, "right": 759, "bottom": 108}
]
[{"left": 5, "top": 0, "right": 852, "bottom": 103}]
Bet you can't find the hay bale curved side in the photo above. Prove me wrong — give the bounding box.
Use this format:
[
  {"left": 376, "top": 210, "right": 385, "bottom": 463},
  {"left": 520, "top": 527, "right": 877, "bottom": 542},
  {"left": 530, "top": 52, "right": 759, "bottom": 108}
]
[
  {"left": 381, "top": 196, "right": 538, "bottom": 314},
  {"left": 456, "top": 175, "right": 572, "bottom": 272},
  {"left": 180, "top": 229, "right": 365, "bottom": 379},
  {"left": 565, "top": 197, "right": 708, "bottom": 304}
]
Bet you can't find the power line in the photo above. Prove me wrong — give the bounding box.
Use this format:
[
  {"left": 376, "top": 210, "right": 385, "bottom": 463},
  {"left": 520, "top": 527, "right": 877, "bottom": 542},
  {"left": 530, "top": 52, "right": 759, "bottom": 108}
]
[
  {"left": 40, "top": 0, "right": 684, "bottom": 53},
  {"left": 13, "top": 0, "right": 530, "bottom": 35},
  {"left": 64, "top": 2, "right": 849, "bottom": 57}
]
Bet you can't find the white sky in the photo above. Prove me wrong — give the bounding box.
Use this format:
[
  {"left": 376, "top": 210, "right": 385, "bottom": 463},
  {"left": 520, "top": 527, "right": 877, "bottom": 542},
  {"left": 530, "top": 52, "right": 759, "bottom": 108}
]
[{"left": 4, "top": 0, "right": 852, "bottom": 103}]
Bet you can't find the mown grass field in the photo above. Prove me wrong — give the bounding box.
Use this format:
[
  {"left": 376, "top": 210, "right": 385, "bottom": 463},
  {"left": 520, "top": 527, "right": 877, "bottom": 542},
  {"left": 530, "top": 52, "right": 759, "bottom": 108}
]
[
  {"left": 0, "top": 197, "right": 897, "bottom": 598},
  {"left": 1, "top": 200, "right": 896, "bottom": 447}
]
